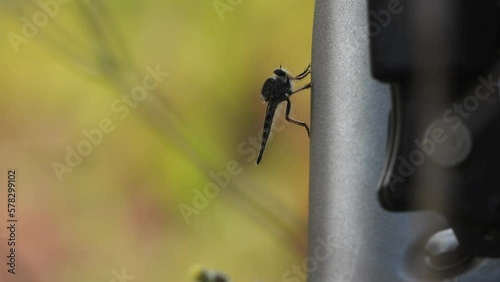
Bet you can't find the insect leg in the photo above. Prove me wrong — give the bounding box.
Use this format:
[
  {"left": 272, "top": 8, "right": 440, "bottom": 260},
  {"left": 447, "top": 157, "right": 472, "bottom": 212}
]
[
  {"left": 256, "top": 102, "right": 279, "bottom": 165},
  {"left": 291, "top": 64, "right": 311, "bottom": 80},
  {"left": 285, "top": 97, "right": 310, "bottom": 137},
  {"left": 289, "top": 82, "right": 311, "bottom": 96}
]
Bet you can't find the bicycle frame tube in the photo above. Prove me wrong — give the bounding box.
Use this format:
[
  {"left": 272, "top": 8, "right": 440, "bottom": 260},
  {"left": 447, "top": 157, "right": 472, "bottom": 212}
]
[{"left": 308, "top": 1, "right": 500, "bottom": 281}]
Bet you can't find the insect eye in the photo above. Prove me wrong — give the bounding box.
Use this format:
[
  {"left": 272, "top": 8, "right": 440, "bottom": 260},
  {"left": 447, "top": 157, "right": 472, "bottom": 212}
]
[{"left": 273, "top": 69, "right": 286, "bottom": 77}]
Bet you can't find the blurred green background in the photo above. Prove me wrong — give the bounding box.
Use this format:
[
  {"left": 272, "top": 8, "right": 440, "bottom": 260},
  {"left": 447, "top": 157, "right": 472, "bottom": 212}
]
[{"left": 0, "top": 0, "right": 313, "bottom": 281}]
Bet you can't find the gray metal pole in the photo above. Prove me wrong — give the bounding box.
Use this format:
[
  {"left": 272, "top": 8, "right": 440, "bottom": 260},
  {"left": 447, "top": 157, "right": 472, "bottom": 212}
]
[{"left": 308, "top": 1, "right": 500, "bottom": 281}]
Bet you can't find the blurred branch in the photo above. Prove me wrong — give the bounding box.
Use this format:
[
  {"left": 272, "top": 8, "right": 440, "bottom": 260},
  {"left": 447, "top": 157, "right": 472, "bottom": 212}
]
[{"left": 2, "top": 0, "right": 308, "bottom": 257}]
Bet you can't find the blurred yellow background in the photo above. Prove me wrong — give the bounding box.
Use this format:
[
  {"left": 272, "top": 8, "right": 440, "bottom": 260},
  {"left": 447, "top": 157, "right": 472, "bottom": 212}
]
[{"left": 0, "top": 0, "right": 313, "bottom": 281}]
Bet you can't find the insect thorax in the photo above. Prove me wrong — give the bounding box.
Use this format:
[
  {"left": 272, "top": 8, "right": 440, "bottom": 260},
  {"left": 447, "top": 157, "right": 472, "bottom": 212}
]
[{"left": 261, "top": 77, "right": 292, "bottom": 101}]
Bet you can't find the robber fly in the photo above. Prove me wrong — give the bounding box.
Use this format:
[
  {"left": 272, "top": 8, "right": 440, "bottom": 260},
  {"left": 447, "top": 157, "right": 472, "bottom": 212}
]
[{"left": 256, "top": 64, "right": 312, "bottom": 164}]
